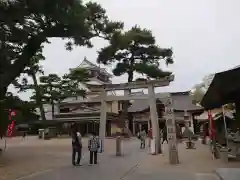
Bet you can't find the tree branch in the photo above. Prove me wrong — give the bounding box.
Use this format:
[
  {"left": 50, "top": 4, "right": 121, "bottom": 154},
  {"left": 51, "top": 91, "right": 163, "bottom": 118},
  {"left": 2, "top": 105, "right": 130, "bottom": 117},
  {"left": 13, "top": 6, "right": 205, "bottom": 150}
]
[{"left": 1, "top": 34, "right": 45, "bottom": 88}]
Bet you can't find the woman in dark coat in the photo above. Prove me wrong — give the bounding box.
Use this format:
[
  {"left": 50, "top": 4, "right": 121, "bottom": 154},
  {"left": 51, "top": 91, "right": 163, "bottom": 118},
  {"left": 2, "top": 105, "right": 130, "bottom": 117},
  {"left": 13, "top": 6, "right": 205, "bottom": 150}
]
[{"left": 72, "top": 131, "right": 82, "bottom": 166}]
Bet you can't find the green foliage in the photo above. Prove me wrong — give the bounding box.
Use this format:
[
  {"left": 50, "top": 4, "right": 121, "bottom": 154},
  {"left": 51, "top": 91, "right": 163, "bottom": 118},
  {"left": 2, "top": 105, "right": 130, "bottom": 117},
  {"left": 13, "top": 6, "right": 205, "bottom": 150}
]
[
  {"left": 134, "top": 64, "right": 172, "bottom": 79},
  {"left": 97, "top": 26, "right": 173, "bottom": 82},
  {"left": 36, "top": 74, "right": 62, "bottom": 104},
  {"left": 63, "top": 68, "right": 89, "bottom": 85},
  {"left": 36, "top": 69, "right": 88, "bottom": 103},
  {"left": 12, "top": 48, "right": 47, "bottom": 121},
  {"left": 191, "top": 86, "right": 206, "bottom": 105},
  {"left": 0, "top": 0, "right": 123, "bottom": 134},
  {"left": 97, "top": 26, "right": 173, "bottom": 132},
  {"left": 23, "top": 48, "right": 45, "bottom": 76},
  {"left": 13, "top": 48, "right": 44, "bottom": 92},
  {"left": 61, "top": 68, "right": 89, "bottom": 98},
  {"left": 0, "top": 0, "right": 123, "bottom": 89},
  {"left": 29, "top": 68, "right": 89, "bottom": 118}
]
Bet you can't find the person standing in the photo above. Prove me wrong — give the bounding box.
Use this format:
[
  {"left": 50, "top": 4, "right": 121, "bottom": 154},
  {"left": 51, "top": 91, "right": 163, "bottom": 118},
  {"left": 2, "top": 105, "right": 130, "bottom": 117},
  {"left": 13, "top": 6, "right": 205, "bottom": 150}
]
[
  {"left": 22, "top": 131, "right": 26, "bottom": 139},
  {"left": 147, "top": 127, "right": 153, "bottom": 148},
  {"left": 162, "top": 127, "right": 168, "bottom": 144},
  {"left": 88, "top": 132, "right": 100, "bottom": 165},
  {"left": 160, "top": 129, "right": 163, "bottom": 142},
  {"left": 72, "top": 131, "right": 82, "bottom": 166},
  {"left": 139, "top": 128, "right": 146, "bottom": 149}
]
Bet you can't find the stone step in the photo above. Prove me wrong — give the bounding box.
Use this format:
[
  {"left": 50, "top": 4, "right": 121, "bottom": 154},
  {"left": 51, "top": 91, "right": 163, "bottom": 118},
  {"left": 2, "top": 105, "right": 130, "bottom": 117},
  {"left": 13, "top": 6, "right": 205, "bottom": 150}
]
[
  {"left": 215, "top": 168, "right": 240, "bottom": 180},
  {"left": 195, "top": 173, "right": 220, "bottom": 180}
]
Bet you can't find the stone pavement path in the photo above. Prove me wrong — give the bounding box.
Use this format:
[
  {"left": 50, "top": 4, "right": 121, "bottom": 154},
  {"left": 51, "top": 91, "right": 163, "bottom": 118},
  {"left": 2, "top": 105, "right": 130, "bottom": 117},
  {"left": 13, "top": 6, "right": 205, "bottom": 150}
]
[
  {"left": 1, "top": 137, "right": 239, "bottom": 180},
  {"left": 13, "top": 140, "right": 212, "bottom": 180},
  {"left": 15, "top": 140, "right": 147, "bottom": 180}
]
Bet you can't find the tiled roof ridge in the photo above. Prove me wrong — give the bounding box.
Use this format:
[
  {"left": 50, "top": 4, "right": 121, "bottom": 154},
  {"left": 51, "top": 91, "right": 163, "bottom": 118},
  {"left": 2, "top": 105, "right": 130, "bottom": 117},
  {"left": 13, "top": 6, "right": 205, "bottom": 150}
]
[{"left": 155, "top": 91, "right": 190, "bottom": 96}]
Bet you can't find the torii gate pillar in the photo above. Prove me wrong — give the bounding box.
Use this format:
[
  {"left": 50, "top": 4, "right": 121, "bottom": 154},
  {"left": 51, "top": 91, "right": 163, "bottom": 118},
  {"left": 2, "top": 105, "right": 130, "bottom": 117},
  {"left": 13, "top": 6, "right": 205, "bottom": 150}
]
[
  {"left": 148, "top": 84, "right": 161, "bottom": 154},
  {"left": 99, "top": 90, "right": 107, "bottom": 152}
]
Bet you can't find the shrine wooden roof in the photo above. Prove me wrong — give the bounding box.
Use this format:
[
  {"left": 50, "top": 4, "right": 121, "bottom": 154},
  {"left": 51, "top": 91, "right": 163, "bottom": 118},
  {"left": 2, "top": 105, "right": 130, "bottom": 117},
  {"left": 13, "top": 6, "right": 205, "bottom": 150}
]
[
  {"left": 201, "top": 66, "right": 240, "bottom": 109},
  {"left": 128, "top": 91, "right": 203, "bottom": 113}
]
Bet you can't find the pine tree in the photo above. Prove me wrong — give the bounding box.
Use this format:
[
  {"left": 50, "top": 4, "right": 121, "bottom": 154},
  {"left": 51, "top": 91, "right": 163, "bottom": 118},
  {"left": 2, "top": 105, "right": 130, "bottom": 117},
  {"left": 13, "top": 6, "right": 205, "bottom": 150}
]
[
  {"left": 35, "top": 74, "right": 62, "bottom": 119},
  {"left": 97, "top": 26, "right": 173, "bottom": 134},
  {"left": 0, "top": 0, "right": 123, "bottom": 135},
  {"left": 191, "top": 85, "right": 206, "bottom": 105},
  {"left": 13, "top": 49, "right": 46, "bottom": 121},
  {"left": 34, "top": 68, "right": 89, "bottom": 119}
]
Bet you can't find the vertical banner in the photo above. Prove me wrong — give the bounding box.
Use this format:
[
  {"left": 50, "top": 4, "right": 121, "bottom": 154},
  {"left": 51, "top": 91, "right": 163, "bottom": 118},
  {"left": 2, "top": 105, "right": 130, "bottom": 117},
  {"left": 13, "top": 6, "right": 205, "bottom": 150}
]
[
  {"left": 7, "top": 121, "right": 15, "bottom": 137},
  {"left": 208, "top": 110, "right": 218, "bottom": 158},
  {"left": 222, "top": 106, "right": 228, "bottom": 147},
  {"left": 7, "top": 109, "right": 16, "bottom": 137}
]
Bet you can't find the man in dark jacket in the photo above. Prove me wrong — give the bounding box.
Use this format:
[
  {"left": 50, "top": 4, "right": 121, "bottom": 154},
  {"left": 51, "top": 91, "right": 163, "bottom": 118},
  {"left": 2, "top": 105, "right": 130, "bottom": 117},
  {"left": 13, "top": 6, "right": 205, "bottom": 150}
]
[{"left": 72, "top": 131, "right": 82, "bottom": 166}]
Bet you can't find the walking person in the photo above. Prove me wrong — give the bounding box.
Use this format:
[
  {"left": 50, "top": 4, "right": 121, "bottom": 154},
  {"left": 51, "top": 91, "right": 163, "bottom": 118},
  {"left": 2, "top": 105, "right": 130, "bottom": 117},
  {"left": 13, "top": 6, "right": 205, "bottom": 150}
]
[
  {"left": 139, "top": 128, "right": 146, "bottom": 149},
  {"left": 147, "top": 127, "right": 153, "bottom": 148},
  {"left": 160, "top": 129, "right": 163, "bottom": 142},
  {"left": 88, "top": 132, "right": 100, "bottom": 165},
  {"left": 162, "top": 127, "right": 168, "bottom": 144},
  {"left": 22, "top": 131, "right": 26, "bottom": 139},
  {"left": 71, "top": 131, "right": 82, "bottom": 166}
]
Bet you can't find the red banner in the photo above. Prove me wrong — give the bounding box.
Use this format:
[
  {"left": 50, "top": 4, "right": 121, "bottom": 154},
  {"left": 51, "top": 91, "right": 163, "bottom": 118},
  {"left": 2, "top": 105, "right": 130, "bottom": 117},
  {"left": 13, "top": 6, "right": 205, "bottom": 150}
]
[
  {"left": 148, "top": 128, "right": 153, "bottom": 139},
  {"left": 208, "top": 110, "right": 216, "bottom": 140},
  {"left": 7, "top": 109, "right": 16, "bottom": 137},
  {"left": 7, "top": 120, "right": 15, "bottom": 137}
]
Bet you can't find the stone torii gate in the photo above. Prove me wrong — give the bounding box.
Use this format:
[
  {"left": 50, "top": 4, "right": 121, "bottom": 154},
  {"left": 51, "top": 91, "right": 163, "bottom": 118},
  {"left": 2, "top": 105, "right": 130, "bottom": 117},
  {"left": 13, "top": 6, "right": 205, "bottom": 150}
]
[{"left": 91, "top": 75, "right": 179, "bottom": 164}]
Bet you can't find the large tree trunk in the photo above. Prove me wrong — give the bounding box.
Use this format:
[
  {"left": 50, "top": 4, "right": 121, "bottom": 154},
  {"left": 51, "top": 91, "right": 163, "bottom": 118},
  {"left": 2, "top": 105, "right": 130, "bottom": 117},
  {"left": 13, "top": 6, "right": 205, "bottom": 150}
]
[
  {"left": 119, "top": 71, "right": 134, "bottom": 137},
  {"left": 31, "top": 71, "right": 46, "bottom": 121}
]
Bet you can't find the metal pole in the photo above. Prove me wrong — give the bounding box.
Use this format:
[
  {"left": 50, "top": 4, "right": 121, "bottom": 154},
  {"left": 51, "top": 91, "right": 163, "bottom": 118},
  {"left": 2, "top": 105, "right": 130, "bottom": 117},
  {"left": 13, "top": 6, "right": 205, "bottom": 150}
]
[{"left": 222, "top": 105, "right": 229, "bottom": 148}]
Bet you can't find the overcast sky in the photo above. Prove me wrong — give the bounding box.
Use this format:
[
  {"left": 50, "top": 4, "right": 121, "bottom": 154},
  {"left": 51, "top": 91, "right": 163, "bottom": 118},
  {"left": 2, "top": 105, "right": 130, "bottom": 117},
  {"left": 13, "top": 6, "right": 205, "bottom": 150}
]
[{"left": 13, "top": 0, "right": 240, "bottom": 100}]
